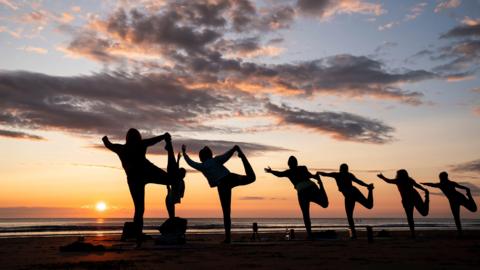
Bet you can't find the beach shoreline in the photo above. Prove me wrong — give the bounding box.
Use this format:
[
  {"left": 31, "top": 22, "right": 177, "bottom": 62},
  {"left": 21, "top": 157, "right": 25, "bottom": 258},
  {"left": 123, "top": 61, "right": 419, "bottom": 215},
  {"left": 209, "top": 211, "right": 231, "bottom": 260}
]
[{"left": 0, "top": 230, "right": 479, "bottom": 269}]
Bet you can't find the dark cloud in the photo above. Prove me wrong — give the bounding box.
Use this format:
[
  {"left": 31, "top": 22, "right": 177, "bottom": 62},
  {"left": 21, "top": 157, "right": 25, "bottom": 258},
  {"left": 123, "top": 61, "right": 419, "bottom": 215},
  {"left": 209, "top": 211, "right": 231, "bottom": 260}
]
[
  {"left": 421, "top": 22, "right": 480, "bottom": 78},
  {"left": 0, "top": 129, "right": 44, "bottom": 140},
  {"left": 267, "top": 103, "right": 394, "bottom": 144},
  {"left": 441, "top": 24, "right": 480, "bottom": 39},
  {"left": 452, "top": 159, "right": 480, "bottom": 173},
  {"left": 296, "top": 0, "right": 331, "bottom": 16},
  {"left": 0, "top": 70, "right": 232, "bottom": 137}
]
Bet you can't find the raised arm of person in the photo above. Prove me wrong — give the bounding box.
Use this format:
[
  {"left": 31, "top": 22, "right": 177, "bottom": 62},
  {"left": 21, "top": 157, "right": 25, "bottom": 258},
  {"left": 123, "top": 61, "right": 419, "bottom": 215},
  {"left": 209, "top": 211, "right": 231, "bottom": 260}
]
[
  {"left": 142, "top": 132, "right": 170, "bottom": 147},
  {"left": 264, "top": 166, "right": 289, "bottom": 178},
  {"left": 102, "top": 136, "right": 122, "bottom": 153},
  {"left": 181, "top": 145, "right": 204, "bottom": 171},
  {"left": 377, "top": 173, "right": 396, "bottom": 184},
  {"left": 352, "top": 174, "right": 370, "bottom": 187},
  {"left": 317, "top": 171, "right": 337, "bottom": 178},
  {"left": 421, "top": 182, "right": 441, "bottom": 188},
  {"left": 411, "top": 178, "right": 428, "bottom": 192},
  {"left": 453, "top": 181, "right": 470, "bottom": 191},
  {"left": 214, "top": 145, "right": 239, "bottom": 164}
]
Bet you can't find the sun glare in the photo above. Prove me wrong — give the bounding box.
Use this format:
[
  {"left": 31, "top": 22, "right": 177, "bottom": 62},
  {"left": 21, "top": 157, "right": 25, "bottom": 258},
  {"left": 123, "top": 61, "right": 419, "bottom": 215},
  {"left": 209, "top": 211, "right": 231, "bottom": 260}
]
[{"left": 95, "top": 201, "right": 107, "bottom": 212}]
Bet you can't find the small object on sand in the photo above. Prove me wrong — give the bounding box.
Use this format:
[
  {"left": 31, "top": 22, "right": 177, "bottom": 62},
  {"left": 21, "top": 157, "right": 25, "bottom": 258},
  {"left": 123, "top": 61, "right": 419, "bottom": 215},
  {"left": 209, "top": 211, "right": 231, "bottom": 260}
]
[
  {"left": 121, "top": 222, "right": 138, "bottom": 241},
  {"left": 366, "top": 226, "right": 373, "bottom": 243},
  {"left": 60, "top": 237, "right": 106, "bottom": 252},
  {"left": 314, "top": 230, "right": 337, "bottom": 239},
  {"left": 377, "top": 229, "right": 391, "bottom": 238},
  {"left": 289, "top": 229, "right": 295, "bottom": 240},
  {"left": 155, "top": 217, "right": 188, "bottom": 245}
]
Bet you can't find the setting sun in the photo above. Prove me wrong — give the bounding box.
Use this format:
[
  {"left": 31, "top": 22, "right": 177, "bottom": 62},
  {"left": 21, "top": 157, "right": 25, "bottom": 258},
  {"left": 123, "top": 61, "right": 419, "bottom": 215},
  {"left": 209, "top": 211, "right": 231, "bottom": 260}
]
[{"left": 95, "top": 202, "right": 107, "bottom": 212}]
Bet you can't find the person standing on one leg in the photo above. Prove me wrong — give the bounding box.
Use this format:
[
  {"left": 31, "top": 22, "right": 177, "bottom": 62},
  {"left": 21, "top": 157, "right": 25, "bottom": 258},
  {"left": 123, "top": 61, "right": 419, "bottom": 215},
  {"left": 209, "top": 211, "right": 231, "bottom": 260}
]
[
  {"left": 182, "top": 144, "right": 256, "bottom": 243},
  {"left": 265, "top": 156, "right": 328, "bottom": 239},
  {"left": 102, "top": 129, "right": 178, "bottom": 244},
  {"left": 422, "top": 171, "right": 477, "bottom": 237},
  {"left": 378, "top": 170, "right": 429, "bottom": 238},
  {"left": 318, "top": 164, "right": 374, "bottom": 239}
]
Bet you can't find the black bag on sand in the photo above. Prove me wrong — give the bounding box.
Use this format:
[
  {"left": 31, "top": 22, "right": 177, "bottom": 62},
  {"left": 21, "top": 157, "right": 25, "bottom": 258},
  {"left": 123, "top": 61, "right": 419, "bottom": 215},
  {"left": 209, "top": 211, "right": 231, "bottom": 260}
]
[
  {"left": 156, "top": 217, "right": 188, "bottom": 245},
  {"left": 121, "top": 222, "right": 137, "bottom": 241}
]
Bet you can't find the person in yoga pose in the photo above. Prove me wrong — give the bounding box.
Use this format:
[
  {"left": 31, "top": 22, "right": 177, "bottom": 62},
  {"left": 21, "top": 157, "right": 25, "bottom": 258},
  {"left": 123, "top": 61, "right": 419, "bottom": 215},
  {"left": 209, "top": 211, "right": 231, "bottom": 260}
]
[
  {"left": 422, "top": 172, "right": 477, "bottom": 236},
  {"left": 102, "top": 129, "right": 179, "bottom": 243},
  {"left": 265, "top": 156, "right": 328, "bottom": 239},
  {"left": 182, "top": 144, "right": 256, "bottom": 243},
  {"left": 378, "top": 170, "right": 429, "bottom": 238},
  {"left": 318, "top": 164, "right": 374, "bottom": 239}
]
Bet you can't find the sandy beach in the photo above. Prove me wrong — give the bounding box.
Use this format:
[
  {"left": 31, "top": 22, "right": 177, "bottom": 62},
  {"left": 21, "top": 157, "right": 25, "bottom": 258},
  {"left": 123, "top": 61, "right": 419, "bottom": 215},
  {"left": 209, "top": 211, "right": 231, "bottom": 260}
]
[{"left": 0, "top": 230, "right": 479, "bottom": 270}]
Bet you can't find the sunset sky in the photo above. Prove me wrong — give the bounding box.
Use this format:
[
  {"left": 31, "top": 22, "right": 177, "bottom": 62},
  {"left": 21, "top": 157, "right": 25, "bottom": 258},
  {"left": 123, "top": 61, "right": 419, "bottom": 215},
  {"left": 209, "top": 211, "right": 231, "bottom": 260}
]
[{"left": 1, "top": 0, "right": 479, "bottom": 219}]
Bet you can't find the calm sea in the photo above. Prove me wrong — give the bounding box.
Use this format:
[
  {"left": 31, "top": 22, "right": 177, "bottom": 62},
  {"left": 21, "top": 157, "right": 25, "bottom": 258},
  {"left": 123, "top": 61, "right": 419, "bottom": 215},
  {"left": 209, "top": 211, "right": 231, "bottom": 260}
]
[{"left": 0, "top": 218, "right": 479, "bottom": 238}]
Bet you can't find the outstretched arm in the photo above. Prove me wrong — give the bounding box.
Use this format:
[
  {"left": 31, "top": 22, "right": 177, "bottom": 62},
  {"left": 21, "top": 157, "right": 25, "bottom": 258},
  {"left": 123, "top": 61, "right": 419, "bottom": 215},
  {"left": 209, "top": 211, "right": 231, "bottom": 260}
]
[
  {"left": 181, "top": 145, "right": 204, "bottom": 171},
  {"left": 264, "top": 167, "right": 289, "bottom": 178},
  {"left": 214, "top": 145, "right": 239, "bottom": 164},
  {"left": 421, "top": 182, "right": 441, "bottom": 188},
  {"left": 411, "top": 178, "right": 428, "bottom": 192},
  {"left": 453, "top": 181, "right": 470, "bottom": 190},
  {"left": 377, "top": 173, "right": 396, "bottom": 184},
  {"left": 317, "top": 171, "right": 336, "bottom": 178},
  {"left": 102, "top": 136, "right": 122, "bottom": 153},
  {"left": 352, "top": 174, "right": 370, "bottom": 187},
  {"left": 142, "top": 132, "right": 169, "bottom": 147}
]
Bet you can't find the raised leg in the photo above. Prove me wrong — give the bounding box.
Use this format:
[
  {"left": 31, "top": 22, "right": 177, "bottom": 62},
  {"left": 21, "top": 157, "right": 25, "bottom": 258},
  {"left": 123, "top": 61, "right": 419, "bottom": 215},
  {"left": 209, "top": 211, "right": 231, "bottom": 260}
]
[
  {"left": 237, "top": 149, "right": 256, "bottom": 185},
  {"left": 310, "top": 183, "right": 329, "bottom": 208},
  {"left": 463, "top": 189, "right": 478, "bottom": 212},
  {"left": 353, "top": 186, "right": 373, "bottom": 209},
  {"left": 413, "top": 190, "right": 429, "bottom": 216}
]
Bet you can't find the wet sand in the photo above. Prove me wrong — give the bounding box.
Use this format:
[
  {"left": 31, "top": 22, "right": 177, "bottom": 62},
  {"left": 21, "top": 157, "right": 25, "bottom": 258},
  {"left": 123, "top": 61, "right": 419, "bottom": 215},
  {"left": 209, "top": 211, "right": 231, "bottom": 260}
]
[{"left": 0, "top": 230, "right": 479, "bottom": 269}]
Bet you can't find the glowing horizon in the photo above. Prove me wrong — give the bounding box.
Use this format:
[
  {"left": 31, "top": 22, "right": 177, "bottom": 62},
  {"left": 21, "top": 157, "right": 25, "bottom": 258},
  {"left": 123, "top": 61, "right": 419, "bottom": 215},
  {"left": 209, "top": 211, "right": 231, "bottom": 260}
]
[{"left": 0, "top": 0, "right": 479, "bottom": 220}]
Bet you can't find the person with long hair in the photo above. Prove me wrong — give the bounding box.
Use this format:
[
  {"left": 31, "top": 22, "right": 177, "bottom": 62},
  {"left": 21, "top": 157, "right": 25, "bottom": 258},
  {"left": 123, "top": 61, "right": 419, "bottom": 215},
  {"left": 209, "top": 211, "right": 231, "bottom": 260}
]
[
  {"left": 378, "top": 169, "right": 429, "bottom": 238},
  {"left": 182, "top": 144, "right": 255, "bottom": 243},
  {"left": 422, "top": 171, "right": 477, "bottom": 236},
  {"left": 265, "top": 156, "right": 328, "bottom": 239}
]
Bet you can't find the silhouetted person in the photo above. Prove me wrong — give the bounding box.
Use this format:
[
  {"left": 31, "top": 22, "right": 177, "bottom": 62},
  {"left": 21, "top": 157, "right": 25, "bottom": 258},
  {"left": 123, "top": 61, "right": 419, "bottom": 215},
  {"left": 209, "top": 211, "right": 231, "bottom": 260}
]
[
  {"left": 165, "top": 149, "right": 187, "bottom": 219},
  {"left": 318, "top": 164, "right": 374, "bottom": 239},
  {"left": 265, "top": 156, "right": 328, "bottom": 239},
  {"left": 102, "top": 128, "right": 178, "bottom": 243},
  {"left": 422, "top": 172, "right": 477, "bottom": 236},
  {"left": 378, "top": 170, "right": 429, "bottom": 238},
  {"left": 182, "top": 144, "right": 256, "bottom": 243}
]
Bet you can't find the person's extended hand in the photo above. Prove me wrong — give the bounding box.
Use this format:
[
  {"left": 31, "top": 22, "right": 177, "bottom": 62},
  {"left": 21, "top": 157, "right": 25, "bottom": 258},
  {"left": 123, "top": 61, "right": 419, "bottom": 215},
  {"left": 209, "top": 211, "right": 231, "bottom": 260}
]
[
  {"left": 102, "top": 136, "right": 108, "bottom": 142},
  {"left": 264, "top": 166, "right": 272, "bottom": 173},
  {"left": 377, "top": 173, "right": 384, "bottom": 178},
  {"left": 164, "top": 132, "right": 171, "bottom": 141}
]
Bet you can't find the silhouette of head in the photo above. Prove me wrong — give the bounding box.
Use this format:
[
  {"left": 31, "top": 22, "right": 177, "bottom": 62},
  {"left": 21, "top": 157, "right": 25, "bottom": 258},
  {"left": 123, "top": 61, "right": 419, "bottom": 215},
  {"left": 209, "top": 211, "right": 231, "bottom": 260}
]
[
  {"left": 340, "top": 163, "right": 349, "bottom": 173},
  {"left": 439, "top": 171, "right": 448, "bottom": 182},
  {"left": 288, "top": 156, "right": 298, "bottom": 169},
  {"left": 126, "top": 128, "right": 141, "bottom": 144},
  {"left": 396, "top": 169, "right": 409, "bottom": 179},
  {"left": 179, "top": 168, "right": 187, "bottom": 179},
  {"left": 199, "top": 146, "right": 213, "bottom": 162}
]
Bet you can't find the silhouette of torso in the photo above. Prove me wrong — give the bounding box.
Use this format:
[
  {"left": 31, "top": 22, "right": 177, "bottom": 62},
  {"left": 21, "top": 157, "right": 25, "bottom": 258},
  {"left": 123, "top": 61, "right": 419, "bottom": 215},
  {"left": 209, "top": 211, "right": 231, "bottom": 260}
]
[
  {"left": 395, "top": 177, "right": 416, "bottom": 200},
  {"left": 109, "top": 142, "right": 153, "bottom": 178},
  {"left": 439, "top": 180, "right": 458, "bottom": 198},
  {"left": 330, "top": 172, "right": 355, "bottom": 193},
  {"left": 284, "top": 166, "right": 312, "bottom": 186}
]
